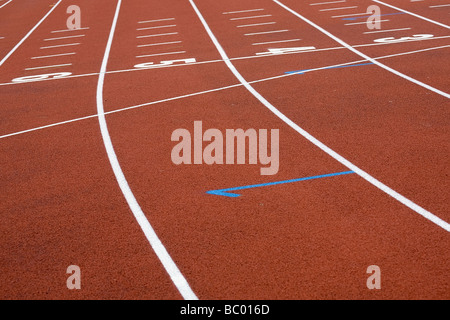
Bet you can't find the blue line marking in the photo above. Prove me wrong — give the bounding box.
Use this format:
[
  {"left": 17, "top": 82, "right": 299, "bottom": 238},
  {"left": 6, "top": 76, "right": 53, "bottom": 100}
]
[
  {"left": 206, "top": 171, "right": 355, "bottom": 198},
  {"left": 342, "top": 12, "right": 405, "bottom": 21},
  {"left": 285, "top": 62, "right": 373, "bottom": 75}
]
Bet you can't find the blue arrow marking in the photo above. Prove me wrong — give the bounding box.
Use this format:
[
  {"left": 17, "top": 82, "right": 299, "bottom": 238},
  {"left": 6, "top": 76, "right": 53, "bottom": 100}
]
[{"left": 206, "top": 171, "right": 355, "bottom": 198}]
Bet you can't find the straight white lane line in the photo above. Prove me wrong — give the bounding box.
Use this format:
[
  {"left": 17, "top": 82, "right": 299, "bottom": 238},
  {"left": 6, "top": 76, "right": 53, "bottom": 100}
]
[
  {"left": 332, "top": 12, "right": 368, "bottom": 18},
  {"left": 137, "top": 41, "right": 182, "bottom": 47},
  {"left": 44, "top": 34, "right": 85, "bottom": 41},
  {"left": 244, "top": 29, "right": 289, "bottom": 36},
  {"left": 40, "top": 43, "right": 80, "bottom": 49},
  {"left": 237, "top": 22, "right": 276, "bottom": 28},
  {"left": 138, "top": 18, "right": 175, "bottom": 24},
  {"left": 31, "top": 52, "right": 76, "bottom": 59},
  {"left": 252, "top": 38, "right": 301, "bottom": 45},
  {"left": 136, "top": 51, "right": 186, "bottom": 58},
  {"left": 96, "top": 0, "right": 198, "bottom": 300},
  {"left": 0, "top": 0, "right": 13, "bottom": 9},
  {"left": 310, "top": 0, "right": 346, "bottom": 5},
  {"left": 137, "top": 25, "right": 176, "bottom": 31},
  {"left": 190, "top": 0, "right": 450, "bottom": 232},
  {"left": 230, "top": 14, "right": 272, "bottom": 20},
  {"left": 223, "top": 9, "right": 264, "bottom": 14},
  {"left": 25, "top": 63, "right": 72, "bottom": 70},
  {"left": 430, "top": 4, "right": 450, "bottom": 8},
  {"left": 137, "top": 32, "right": 178, "bottom": 38},
  {"left": 0, "top": 0, "right": 63, "bottom": 67},
  {"left": 373, "top": 0, "right": 450, "bottom": 29},
  {"left": 363, "top": 27, "right": 411, "bottom": 34},
  {"left": 345, "top": 19, "right": 389, "bottom": 26},
  {"left": 319, "top": 6, "right": 358, "bottom": 11},
  {"left": 51, "top": 27, "right": 90, "bottom": 33}
]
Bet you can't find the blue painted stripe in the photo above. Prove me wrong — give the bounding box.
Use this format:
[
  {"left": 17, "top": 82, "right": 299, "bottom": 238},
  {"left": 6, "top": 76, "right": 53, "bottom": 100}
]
[
  {"left": 285, "top": 62, "right": 373, "bottom": 75},
  {"left": 206, "top": 171, "right": 355, "bottom": 198},
  {"left": 342, "top": 12, "right": 405, "bottom": 21}
]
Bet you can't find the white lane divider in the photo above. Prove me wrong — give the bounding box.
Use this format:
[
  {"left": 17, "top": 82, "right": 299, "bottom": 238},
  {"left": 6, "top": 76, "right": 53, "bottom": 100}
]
[
  {"left": 136, "top": 51, "right": 186, "bottom": 58},
  {"left": 363, "top": 27, "right": 411, "bottom": 34},
  {"left": 237, "top": 22, "right": 276, "bottom": 28},
  {"left": 97, "top": 0, "right": 198, "bottom": 300},
  {"left": 0, "top": 0, "right": 13, "bottom": 9},
  {"left": 310, "top": 0, "right": 346, "bottom": 5},
  {"left": 319, "top": 6, "right": 358, "bottom": 12},
  {"left": 137, "top": 40, "right": 182, "bottom": 48},
  {"left": 40, "top": 43, "right": 80, "bottom": 49},
  {"left": 230, "top": 14, "right": 272, "bottom": 21},
  {"left": 189, "top": 0, "right": 450, "bottom": 232},
  {"left": 137, "top": 32, "right": 178, "bottom": 38},
  {"left": 51, "top": 27, "right": 90, "bottom": 33},
  {"left": 244, "top": 29, "right": 289, "bottom": 36},
  {"left": 44, "top": 34, "right": 85, "bottom": 41},
  {"left": 137, "top": 24, "right": 176, "bottom": 31},
  {"left": 24, "top": 63, "right": 72, "bottom": 71},
  {"left": 31, "top": 52, "right": 76, "bottom": 59},
  {"left": 138, "top": 18, "right": 175, "bottom": 24},
  {"left": 223, "top": 9, "right": 264, "bottom": 15}
]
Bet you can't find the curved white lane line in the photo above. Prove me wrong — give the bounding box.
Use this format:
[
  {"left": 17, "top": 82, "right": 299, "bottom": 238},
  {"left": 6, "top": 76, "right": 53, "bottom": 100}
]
[
  {"left": 96, "top": 0, "right": 198, "bottom": 300},
  {"left": 0, "top": 0, "right": 63, "bottom": 67},
  {"left": 373, "top": 0, "right": 450, "bottom": 29},
  {"left": 273, "top": 0, "right": 450, "bottom": 99},
  {"left": 189, "top": 0, "right": 450, "bottom": 232}
]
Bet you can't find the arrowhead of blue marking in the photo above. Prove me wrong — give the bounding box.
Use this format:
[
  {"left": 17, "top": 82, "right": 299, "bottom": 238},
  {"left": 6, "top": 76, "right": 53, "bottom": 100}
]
[{"left": 206, "top": 190, "right": 241, "bottom": 198}]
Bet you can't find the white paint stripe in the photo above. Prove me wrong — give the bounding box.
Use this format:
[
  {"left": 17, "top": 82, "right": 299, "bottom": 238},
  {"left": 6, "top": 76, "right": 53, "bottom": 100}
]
[
  {"left": 230, "top": 14, "right": 272, "bottom": 20},
  {"left": 332, "top": 12, "right": 368, "bottom": 18},
  {"left": 137, "top": 32, "right": 178, "bottom": 38},
  {"left": 252, "top": 38, "right": 301, "bottom": 45},
  {"left": 25, "top": 63, "right": 72, "bottom": 70},
  {"left": 51, "top": 27, "right": 90, "bottom": 33},
  {"left": 244, "top": 29, "right": 289, "bottom": 36},
  {"left": 0, "top": 0, "right": 13, "bottom": 9},
  {"left": 345, "top": 19, "right": 389, "bottom": 26},
  {"left": 430, "top": 4, "right": 450, "bottom": 8},
  {"left": 31, "top": 52, "right": 76, "bottom": 59},
  {"left": 138, "top": 18, "right": 175, "bottom": 24},
  {"left": 319, "top": 6, "right": 358, "bottom": 11},
  {"left": 237, "top": 22, "right": 276, "bottom": 28},
  {"left": 272, "top": 0, "right": 450, "bottom": 231},
  {"left": 363, "top": 27, "right": 411, "bottom": 34},
  {"left": 40, "top": 43, "right": 80, "bottom": 49},
  {"left": 0, "top": 0, "right": 62, "bottom": 67},
  {"left": 137, "top": 41, "right": 182, "bottom": 47},
  {"left": 373, "top": 0, "right": 450, "bottom": 29},
  {"left": 96, "top": 0, "right": 198, "bottom": 300},
  {"left": 137, "top": 25, "right": 176, "bottom": 31},
  {"left": 223, "top": 9, "right": 264, "bottom": 14},
  {"left": 2, "top": 45, "right": 448, "bottom": 141},
  {"left": 190, "top": 0, "right": 450, "bottom": 232},
  {"left": 310, "top": 0, "right": 346, "bottom": 5},
  {"left": 44, "top": 34, "right": 85, "bottom": 41},
  {"left": 136, "top": 51, "right": 186, "bottom": 58}
]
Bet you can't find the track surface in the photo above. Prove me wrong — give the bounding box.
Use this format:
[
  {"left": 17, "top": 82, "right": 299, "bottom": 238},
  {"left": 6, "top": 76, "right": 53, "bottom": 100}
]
[{"left": 0, "top": 0, "right": 449, "bottom": 300}]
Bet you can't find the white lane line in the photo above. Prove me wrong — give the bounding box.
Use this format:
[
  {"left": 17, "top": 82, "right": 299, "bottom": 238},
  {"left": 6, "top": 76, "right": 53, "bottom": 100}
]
[
  {"left": 345, "top": 19, "right": 389, "bottom": 26},
  {"left": 430, "top": 4, "right": 450, "bottom": 8},
  {"left": 137, "top": 41, "right": 182, "bottom": 47},
  {"left": 230, "top": 14, "right": 272, "bottom": 20},
  {"left": 319, "top": 6, "right": 358, "bottom": 11},
  {"left": 25, "top": 63, "right": 72, "bottom": 70},
  {"left": 136, "top": 32, "right": 178, "bottom": 38},
  {"left": 191, "top": 0, "right": 450, "bottom": 232},
  {"left": 0, "top": 37, "right": 4, "bottom": 39},
  {"left": 373, "top": 0, "right": 450, "bottom": 29},
  {"left": 0, "top": 0, "right": 13, "bottom": 9},
  {"left": 44, "top": 34, "right": 85, "bottom": 41},
  {"left": 223, "top": 9, "right": 265, "bottom": 14},
  {"left": 137, "top": 25, "right": 176, "bottom": 31},
  {"left": 332, "top": 12, "right": 368, "bottom": 18},
  {"left": 310, "top": 0, "right": 346, "bottom": 5},
  {"left": 40, "top": 43, "right": 80, "bottom": 49},
  {"left": 0, "top": 0, "right": 63, "bottom": 67},
  {"left": 252, "top": 38, "right": 301, "bottom": 45},
  {"left": 138, "top": 18, "right": 175, "bottom": 24},
  {"left": 51, "top": 27, "right": 90, "bottom": 33},
  {"left": 363, "top": 27, "right": 411, "bottom": 34},
  {"left": 136, "top": 51, "right": 186, "bottom": 58},
  {"left": 272, "top": 0, "right": 450, "bottom": 231},
  {"left": 31, "top": 52, "right": 76, "bottom": 59},
  {"left": 244, "top": 29, "right": 289, "bottom": 36},
  {"left": 2, "top": 44, "right": 449, "bottom": 140},
  {"left": 237, "top": 22, "right": 276, "bottom": 28},
  {"left": 96, "top": 0, "right": 198, "bottom": 300}
]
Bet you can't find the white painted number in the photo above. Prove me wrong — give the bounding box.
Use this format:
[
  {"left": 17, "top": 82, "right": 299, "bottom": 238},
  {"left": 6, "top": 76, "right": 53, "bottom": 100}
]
[
  {"left": 374, "top": 34, "right": 434, "bottom": 43},
  {"left": 134, "top": 58, "right": 197, "bottom": 69},
  {"left": 11, "top": 72, "right": 72, "bottom": 83},
  {"left": 255, "top": 47, "right": 316, "bottom": 56}
]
